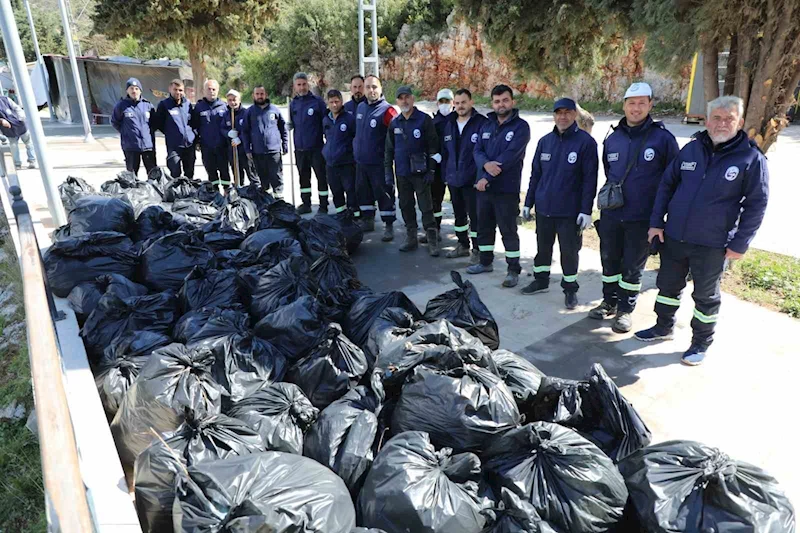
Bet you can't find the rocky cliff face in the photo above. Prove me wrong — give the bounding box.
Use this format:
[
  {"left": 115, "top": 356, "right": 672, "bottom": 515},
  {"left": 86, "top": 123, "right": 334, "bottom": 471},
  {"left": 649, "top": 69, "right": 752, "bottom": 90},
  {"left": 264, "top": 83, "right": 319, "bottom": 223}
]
[{"left": 382, "top": 17, "right": 689, "bottom": 103}]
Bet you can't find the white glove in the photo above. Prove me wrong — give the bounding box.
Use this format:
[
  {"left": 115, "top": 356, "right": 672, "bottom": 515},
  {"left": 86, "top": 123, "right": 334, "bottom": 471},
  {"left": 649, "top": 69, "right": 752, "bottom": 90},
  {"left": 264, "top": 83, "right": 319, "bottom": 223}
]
[
  {"left": 231, "top": 137, "right": 242, "bottom": 147},
  {"left": 431, "top": 153, "right": 442, "bottom": 164},
  {"left": 228, "top": 129, "right": 239, "bottom": 139},
  {"left": 522, "top": 206, "right": 532, "bottom": 221},
  {"left": 577, "top": 213, "right": 592, "bottom": 231}
]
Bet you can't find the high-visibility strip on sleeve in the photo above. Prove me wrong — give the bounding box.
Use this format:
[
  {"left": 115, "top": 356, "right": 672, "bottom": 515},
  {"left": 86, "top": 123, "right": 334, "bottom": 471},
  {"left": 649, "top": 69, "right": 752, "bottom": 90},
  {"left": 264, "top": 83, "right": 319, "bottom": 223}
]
[
  {"left": 300, "top": 187, "right": 313, "bottom": 193},
  {"left": 602, "top": 274, "right": 621, "bottom": 283},
  {"left": 693, "top": 308, "right": 718, "bottom": 323},
  {"left": 533, "top": 265, "right": 551, "bottom": 273},
  {"left": 453, "top": 224, "right": 469, "bottom": 232},
  {"left": 656, "top": 294, "right": 681, "bottom": 306},
  {"left": 335, "top": 205, "right": 347, "bottom": 213},
  {"left": 619, "top": 280, "right": 642, "bottom": 291},
  {"left": 505, "top": 251, "right": 521, "bottom": 258},
  {"left": 479, "top": 245, "right": 495, "bottom": 252},
  {"left": 562, "top": 274, "right": 578, "bottom": 283}
]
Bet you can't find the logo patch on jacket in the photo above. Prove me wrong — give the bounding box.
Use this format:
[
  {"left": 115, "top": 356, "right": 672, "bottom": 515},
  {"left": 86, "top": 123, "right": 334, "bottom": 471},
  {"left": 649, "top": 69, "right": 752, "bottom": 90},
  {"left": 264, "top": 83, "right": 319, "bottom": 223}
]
[
  {"left": 724, "top": 166, "right": 740, "bottom": 181},
  {"left": 607, "top": 153, "right": 619, "bottom": 162},
  {"left": 340, "top": 123, "right": 347, "bottom": 132},
  {"left": 567, "top": 152, "right": 578, "bottom": 164},
  {"left": 124, "top": 111, "right": 135, "bottom": 118},
  {"left": 505, "top": 131, "right": 514, "bottom": 142},
  {"left": 444, "top": 135, "right": 452, "bottom": 142},
  {"left": 541, "top": 153, "right": 551, "bottom": 161},
  {"left": 644, "top": 148, "right": 655, "bottom": 161},
  {"left": 394, "top": 128, "right": 403, "bottom": 134},
  {"left": 370, "top": 119, "right": 377, "bottom": 128},
  {"left": 482, "top": 132, "right": 491, "bottom": 139},
  {"left": 145, "top": 112, "right": 150, "bottom": 120},
  {"left": 169, "top": 108, "right": 179, "bottom": 116},
  {"left": 270, "top": 113, "right": 276, "bottom": 120},
  {"left": 413, "top": 129, "right": 421, "bottom": 139},
  {"left": 307, "top": 108, "right": 314, "bottom": 116},
  {"left": 200, "top": 110, "right": 210, "bottom": 117},
  {"left": 680, "top": 161, "right": 697, "bottom": 171},
  {"left": 471, "top": 133, "right": 478, "bottom": 143},
  {"left": 357, "top": 113, "right": 363, "bottom": 119}
]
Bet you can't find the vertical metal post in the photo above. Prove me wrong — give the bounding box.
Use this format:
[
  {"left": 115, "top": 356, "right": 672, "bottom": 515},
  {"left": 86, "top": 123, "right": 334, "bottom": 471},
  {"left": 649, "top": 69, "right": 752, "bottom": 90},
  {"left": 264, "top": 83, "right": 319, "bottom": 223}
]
[
  {"left": 0, "top": 0, "right": 67, "bottom": 226},
  {"left": 56, "top": 0, "right": 93, "bottom": 142},
  {"left": 358, "top": 0, "right": 365, "bottom": 77},
  {"left": 371, "top": 0, "right": 379, "bottom": 77},
  {"left": 22, "top": 0, "right": 57, "bottom": 120}
]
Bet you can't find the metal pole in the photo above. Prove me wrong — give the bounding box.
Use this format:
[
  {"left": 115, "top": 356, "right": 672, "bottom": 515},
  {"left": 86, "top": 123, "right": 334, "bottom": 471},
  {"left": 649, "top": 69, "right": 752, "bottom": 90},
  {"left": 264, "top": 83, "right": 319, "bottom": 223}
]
[
  {"left": 371, "top": 0, "right": 379, "bottom": 77},
  {"left": 64, "top": 0, "right": 82, "bottom": 57},
  {"left": 358, "top": 0, "right": 365, "bottom": 77},
  {"left": 0, "top": 0, "right": 67, "bottom": 226},
  {"left": 288, "top": 134, "right": 296, "bottom": 206},
  {"left": 22, "top": 0, "right": 57, "bottom": 121},
  {"left": 56, "top": 0, "right": 93, "bottom": 142}
]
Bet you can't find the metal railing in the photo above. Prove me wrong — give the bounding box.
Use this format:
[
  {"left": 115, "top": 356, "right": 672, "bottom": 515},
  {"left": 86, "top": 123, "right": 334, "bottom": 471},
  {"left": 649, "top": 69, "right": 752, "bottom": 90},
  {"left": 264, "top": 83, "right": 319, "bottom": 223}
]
[{"left": 1, "top": 147, "right": 95, "bottom": 532}]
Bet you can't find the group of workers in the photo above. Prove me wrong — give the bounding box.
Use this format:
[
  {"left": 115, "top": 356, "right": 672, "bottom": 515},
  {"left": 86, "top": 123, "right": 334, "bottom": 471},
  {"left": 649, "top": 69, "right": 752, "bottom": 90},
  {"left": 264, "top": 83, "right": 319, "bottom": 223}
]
[{"left": 111, "top": 75, "right": 769, "bottom": 367}]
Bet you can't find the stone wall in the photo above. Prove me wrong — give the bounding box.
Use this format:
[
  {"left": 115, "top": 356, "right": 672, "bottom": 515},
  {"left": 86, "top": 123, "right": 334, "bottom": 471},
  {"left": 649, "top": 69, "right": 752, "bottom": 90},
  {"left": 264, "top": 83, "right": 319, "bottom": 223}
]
[{"left": 382, "top": 16, "right": 690, "bottom": 103}]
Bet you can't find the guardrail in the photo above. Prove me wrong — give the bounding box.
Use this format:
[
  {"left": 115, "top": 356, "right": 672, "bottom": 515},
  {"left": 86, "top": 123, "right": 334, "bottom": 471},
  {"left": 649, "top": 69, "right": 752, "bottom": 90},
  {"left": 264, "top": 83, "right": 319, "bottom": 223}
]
[{"left": 1, "top": 147, "right": 95, "bottom": 532}]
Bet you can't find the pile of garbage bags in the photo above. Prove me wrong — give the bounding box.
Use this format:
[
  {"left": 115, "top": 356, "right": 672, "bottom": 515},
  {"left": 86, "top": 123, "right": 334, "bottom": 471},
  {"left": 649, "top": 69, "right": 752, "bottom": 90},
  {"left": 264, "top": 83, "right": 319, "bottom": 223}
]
[{"left": 47, "top": 172, "right": 795, "bottom": 533}]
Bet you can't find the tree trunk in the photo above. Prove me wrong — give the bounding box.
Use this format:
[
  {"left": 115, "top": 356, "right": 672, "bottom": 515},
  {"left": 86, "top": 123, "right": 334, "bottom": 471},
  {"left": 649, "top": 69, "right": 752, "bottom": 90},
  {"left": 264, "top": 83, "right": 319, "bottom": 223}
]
[
  {"left": 702, "top": 40, "right": 720, "bottom": 106},
  {"left": 187, "top": 43, "right": 206, "bottom": 103},
  {"left": 723, "top": 33, "right": 738, "bottom": 95},
  {"left": 735, "top": 33, "right": 753, "bottom": 112}
]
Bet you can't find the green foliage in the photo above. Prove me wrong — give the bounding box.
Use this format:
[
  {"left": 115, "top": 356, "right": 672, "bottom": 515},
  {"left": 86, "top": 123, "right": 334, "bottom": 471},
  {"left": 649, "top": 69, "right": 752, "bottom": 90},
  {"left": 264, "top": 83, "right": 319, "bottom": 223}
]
[
  {"left": 115, "top": 35, "right": 188, "bottom": 60},
  {"left": 380, "top": 0, "right": 455, "bottom": 43},
  {"left": 732, "top": 250, "right": 800, "bottom": 318},
  {"left": 0, "top": 2, "right": 66, "bottom": 62}
]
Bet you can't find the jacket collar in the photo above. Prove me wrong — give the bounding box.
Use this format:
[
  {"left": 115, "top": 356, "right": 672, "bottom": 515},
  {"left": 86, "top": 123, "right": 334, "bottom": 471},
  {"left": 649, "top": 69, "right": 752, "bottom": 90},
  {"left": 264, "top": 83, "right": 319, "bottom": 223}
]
[
  {"left": 447, "top": 107, "right": 478, "bottom": 125},
  {"left": 487, "top": 108, "right": 520, "bottom": 127},
  {"left": 552, "top": 120, "right": 580, "bottom": 138},
  {"left": 617, "top": 115, "right": 654, "bottom": 136},
  {"left": 698, "top": 129, "right": 750, "bottom": 153},
  {"left": 367, "top": 97, "right": 386, "bottom": 107},
  {"left": 397, "top": 107, "right": 421, "bottom": 122},
  {"left": 293, "top": 92, "right": 314, "bottom": 101}
]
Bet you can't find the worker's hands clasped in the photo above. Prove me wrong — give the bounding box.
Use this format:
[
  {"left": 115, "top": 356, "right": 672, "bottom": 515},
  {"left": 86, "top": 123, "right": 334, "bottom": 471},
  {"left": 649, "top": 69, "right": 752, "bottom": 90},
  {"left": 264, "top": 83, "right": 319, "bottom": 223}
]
[
  {"left": 576, "top": 213, "right": 592, "bottom": 231},
  {"left": 522, "top": 206, "right": 532, "bottom": 222}
]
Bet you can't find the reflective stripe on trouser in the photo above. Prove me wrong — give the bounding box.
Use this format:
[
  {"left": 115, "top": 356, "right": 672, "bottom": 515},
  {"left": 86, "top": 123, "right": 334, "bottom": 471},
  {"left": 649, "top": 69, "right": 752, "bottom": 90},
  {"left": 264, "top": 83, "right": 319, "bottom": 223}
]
[
  {"left": 296, "top": 149, "right": 328, "bottom": 205},
  {"left": 598, "top": 217, "right": 649, "bottom": 312},
  {"left": 476, "top": 191, "right": 521, "bottom": 274},
  {"left": 654, "top": 236, "right": 726, "bottom": 347},
  {"left": 356, "top": 163, "right": 396, "bottom": 223},
  {"left": 533, "top": 214, "right": 581, "bottom": 292},
  {"left": 431, "top": 169, "right": 445, "bottom": 230},
  {"left": 327, "top": 163, "right": 358, "bottom": 215},
  {"left": 396, "top": 175, "right": 435, "bottom": 231},
  {"left": 449, "top": 184, "right": 478, "bottom": 248},
  {"left": 200, "top": 144, "right": 230, "bottom": 185}
]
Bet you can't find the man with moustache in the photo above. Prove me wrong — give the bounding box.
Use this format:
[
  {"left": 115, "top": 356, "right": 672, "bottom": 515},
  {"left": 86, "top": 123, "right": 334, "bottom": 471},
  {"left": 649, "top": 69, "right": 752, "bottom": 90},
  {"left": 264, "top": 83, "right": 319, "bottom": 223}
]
[
  {"left": 221, "top": 89, "right": 258, "bottom": 186},
  {"left": 322, "top": 89, "right": 357, "bottom": 214},
  {"left": 344, "top": 75, "right": 367, "bottom": 114},
  {"left": 635, "top": 96, "right": 769, "bottom": 366},
  {"left": 154, "top": 79, "right": 196, "bottom": 178},
  {"left": 289, "top": 72, "right": 329, "bottom": 214},
  {"left": 241, "top": 85, "right": 288, "bottom": 196},
  {"left": 192, "top": 79, "right": 230, "bottom": 187}
]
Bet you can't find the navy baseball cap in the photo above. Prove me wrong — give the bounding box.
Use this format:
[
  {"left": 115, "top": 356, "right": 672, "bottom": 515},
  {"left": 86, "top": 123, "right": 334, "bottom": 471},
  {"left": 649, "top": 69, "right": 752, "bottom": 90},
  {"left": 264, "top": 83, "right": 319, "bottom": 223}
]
[
  {"left": 126, "top": 78, "right": 142, "bottom": 89},
  {"left": 395, "top": 85, "right": 413, "bottom": 98},
  {"left": 553, "top": 97, "right": 576, "bottom": 112}
]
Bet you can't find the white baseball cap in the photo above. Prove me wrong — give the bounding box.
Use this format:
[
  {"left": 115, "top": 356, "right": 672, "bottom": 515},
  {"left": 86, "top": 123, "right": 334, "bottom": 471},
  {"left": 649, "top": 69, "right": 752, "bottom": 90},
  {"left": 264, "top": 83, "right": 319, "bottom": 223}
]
[
  {"left": 226, "top": 89, "right": 241, "bottom": 98},
  {"left": 624, "top": 82, "right": 652, "bottom": 99},
  {"left": 436, "top": 88, "right": 454, "bottom": 101}
]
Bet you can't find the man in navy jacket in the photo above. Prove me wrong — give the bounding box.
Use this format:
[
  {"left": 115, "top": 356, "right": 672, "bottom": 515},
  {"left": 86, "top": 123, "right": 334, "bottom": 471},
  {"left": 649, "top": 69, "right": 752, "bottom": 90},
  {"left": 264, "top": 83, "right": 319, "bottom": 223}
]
[
  {"left": 344, "top": 74, "right": 366, "bottom": 115},
  {"left": 289, "top": 72, "right": 329, "bottom": 214},
  {"left": 430, "top": 88, "right": 454, "bottom": 235},
  {"left": 467, "top": 84, "right": 531, "bottom": 288},
  {"left": 589, "top": 82, "right": 680, "bottom": 332},
  {"left": 241, "top": 85, "right": 288, "bottom": 196},
  {"left": 154, "top": 79, "right": 196, "bottom": 178},
  {"left": 192, "top": 79, "right": 230, "bottom": 187},
  {"left": 322, "top": 89, "right": 357, "bottom": 214},
  {"left": 441, "top": 88, "right": 487, "bottom": 262},
  {"left": 111, "top": 77, "right": 156, "bottom": 176},
  {"left": 636, "top": 96, "right": 769, "bottom": 366},
  {"left": 521, "top": 97, "right": 598, "bottom": 309},
  {"left": 221, "top": 89, "right": 258, "bottom": 187}
]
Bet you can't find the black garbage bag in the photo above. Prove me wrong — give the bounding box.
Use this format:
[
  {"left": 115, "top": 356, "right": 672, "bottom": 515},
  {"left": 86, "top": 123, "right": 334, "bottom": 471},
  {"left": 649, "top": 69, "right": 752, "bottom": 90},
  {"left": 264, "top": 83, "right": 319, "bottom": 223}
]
[
  {"left": 491, "top": 350, "right": 545, "bottom": 412},
  {"left": 101, "top": 173, "right": 161, "bottom": 215},
  {"left": 196, "top": 181, "right": 226, "bottom": 206},
  {"left": 237, "top": 183, "right": 275, "bottom": 210},
  {"left": 147, "top": 167, "right": 171, "bottom": 199},
  {"left": 138, "top": 232, "right": 216, "bottom": 292},
  {"left": 228, "top": 382, "right": 318, "bottom": 454},
  {"left": 352, "top": 529, "right": 388, "bottom": 533},
  {"left": 258, "top": 199, "right": 301, "bottom": 230},
  {"left": 178, "top": 266, "right": 241, "bottom": 313},
  {"left": 171, "top": 198, "right": 219, "bottom": 225},
  {"left": 345, "top": 290, "right": 422, "bottom": 347},
  {"left": 287, "top": 323, "right": 368, "bottom": 409},
  {"left": 311, "top": 247, "right": 358, "bottom": 295},
  {"left": 481, "top": 488, "right": 556, "bottom": 533},
  {"left": 173, "top": 306, "right": 248, "bottom": 345},
  {"left": 59, "top": 175, "right": 95, "bottom": 212},
  {"left": 424, "top": 271, "right": 500, "bottom": 350},
  {"left": 134, "top": 205, "right": 181, "bottom": 242},
  {"left": 392, "top": 364, "right": 520, "bottom": 453},
  {"left": 67, "top": 273, "right": 148, "bottom": 325},
  {"left": 163, "top": 177, "right": 201, "bottom": 202},
  {"left": 300, "top": 212, "right": 363, "bottom": 255},
  {"left": 110, "top": 343, "right": 223, "bottom": 467},
  {"left": 44, "top": 231, "right": 138, "bottom": 298},
  {"left": 619, "top": 440, "right": 795, "bottom": 533},
  {"left": 253, "top": 296, "right": 328, "bottom": 362},
  {"left": 321, "top": 278, "right": 372, "bottom": 325},
  {"left": 134, "top": 413, "right": 265, "bottom": 533},
  {"left": 298, "top": 216, "right": 347, "bottom": 259},
  {"left": 100, "top": 170, "right": 138, "bottom": 192},
  {"left": 173, "top": 451, "right": 356, "bottom": 532},
  {"left": 94, "top": 331, "right": 172, "bottom": 420},
  {"left": 364, "top": 306, "right": 421, "bottom": 362},
  {"left": 529, "top": 363, "right": 651, "bottom": 463},
  {"left": 330, "top": 209, "right": 363, "bottom": 254},
  {"left": 201, "top": 196, "right": 260, "bottom": 251},
  {"left": 214, "top": 248, "right": 259, "bottom": 269},
  {"left": 239, "top": 227, "right": 297, "bottom": 253},
  {"left": 357, "top": 430, "right": 488, "bottom": 533},
  {"left": 483, "top": 422, "right": 628, "bottom": 533},
  {"left": 65, "top": 195, "right": 135, "bottom": 236},
  {"left": 81, "top": 290, "right": 178, "bottom": 361},
  {"left": 303, "top": 386, "right": 381, "bottom": 498},
  {"left": 238, "top": 256, "right": 317, "bottom": 319}
]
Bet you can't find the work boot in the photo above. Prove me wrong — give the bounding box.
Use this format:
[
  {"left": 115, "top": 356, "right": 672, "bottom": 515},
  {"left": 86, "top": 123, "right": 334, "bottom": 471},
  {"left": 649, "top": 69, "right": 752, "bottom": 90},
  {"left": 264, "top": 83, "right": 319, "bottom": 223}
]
[
  {"left": 502, "top": 272, "right": 519, "bottom": 288},
  {"left": 360, "top": 218, "right": 375, "bottom": 232},
  {"left": 634, "top": 324, "right": 674, "bottom": 342},
  {"left": 588, "top": 301, "right": 617, "bottom": 320},
  {"left": 469, "top": 249, "right": 480, "bottom": 265},
  {"left": 382, "top": 222, "right": 394, "bottom": 242},
  {"left": 565, "top": 292, "right": 579, "bottom": 310},
  {"left": 466, "top": 263, "right": 493, "bottom": 274},
  {"left": 681, "top": 343, "right": 708, "bottom": 366},
  {"left": 612, "top": 312, "right": 633, "bottom": 333},
  {"left": 427, "top": 229, "right": 440, "bottom": 257},
  {"left": 317, "top": 203, "right": 328, "bottom": 215},
  {"left": 521, "top": 279, "right": 549, "bottom": 295},
  {"left": 296, "top": 203, "right": 312, "bottom": 215},
  {"left": 399, "top": 229, "right": 418, "bottom": 252},
  {"left": 419, "top": 232, "right": 428, "bottom": 244},
  {"left": 446, "top": 243, "right": 471, "bottom": 258}
]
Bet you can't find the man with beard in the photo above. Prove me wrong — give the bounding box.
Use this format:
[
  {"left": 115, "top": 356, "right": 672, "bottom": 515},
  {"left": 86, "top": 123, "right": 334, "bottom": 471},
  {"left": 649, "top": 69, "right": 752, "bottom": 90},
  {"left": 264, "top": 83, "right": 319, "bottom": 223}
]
[
  {"left": 467, "top": 84, "right": 531, "bottom": 288},
  {"left": 221, "top": 89, "right": 258, "bottom": 187},
  {"left": 192, "top": 79, "right": 230, "bottom": 187},
  {"left": 289, "top": 72, "right": 329, "bottom": 214},
  {"left": 354, "top": 75, "right": 398, "bottom": 239},
  {"left": 344, "top": 75, "right": 366, "bottom": 114},
  {"left": 154, "top": 79, "right": 196, "bottom": 178},
  {"left": 635, "top": 96, "right": 769, "bottom": 366},
  {"left": 241, "top": 85, "right": 288, "bottom": 196}
]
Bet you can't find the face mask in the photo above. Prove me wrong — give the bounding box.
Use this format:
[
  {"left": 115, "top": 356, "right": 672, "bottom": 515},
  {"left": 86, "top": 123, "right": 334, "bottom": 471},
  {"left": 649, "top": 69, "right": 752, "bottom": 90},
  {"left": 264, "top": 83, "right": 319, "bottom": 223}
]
[{"left": 438, "top": 104, "right": 452, "bottom": 116}]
